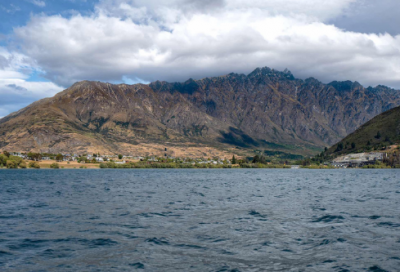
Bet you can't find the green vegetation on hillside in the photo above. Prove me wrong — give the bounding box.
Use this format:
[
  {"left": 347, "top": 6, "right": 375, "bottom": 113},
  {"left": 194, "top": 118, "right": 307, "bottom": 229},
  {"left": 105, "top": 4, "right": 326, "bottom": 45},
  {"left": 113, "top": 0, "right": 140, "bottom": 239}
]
[{"left": 327, "top": 106, "right": 400, "bottom": 156}]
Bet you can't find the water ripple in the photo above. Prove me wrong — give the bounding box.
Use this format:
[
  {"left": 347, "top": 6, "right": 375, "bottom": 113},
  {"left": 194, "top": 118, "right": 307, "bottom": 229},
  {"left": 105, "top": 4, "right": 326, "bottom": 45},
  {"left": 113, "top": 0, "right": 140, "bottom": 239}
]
[{"left": 0, "top": 169, "right": 399, "bottom": 271}]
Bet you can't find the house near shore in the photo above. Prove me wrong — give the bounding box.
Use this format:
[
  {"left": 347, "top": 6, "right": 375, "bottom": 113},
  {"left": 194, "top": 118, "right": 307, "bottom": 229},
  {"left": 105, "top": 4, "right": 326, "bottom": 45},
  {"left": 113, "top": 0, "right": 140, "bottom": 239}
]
[
  {"left": 63, "top": 155, "right": 72, "bottom": 161},
  {"left": 115, "top": 161, "right": 126, "bottom": 164},
  {"left": 332, "top": 152, "right": 384, "bottom": 168},
  {"left": 12, "top": 152, "right": 27, "bottom": 159},
  {"left": 148, "top": 157, "right": 158, "bottom": 162},
  {"left": 331, "top": 162, "right": 348, "bottom": 168}
]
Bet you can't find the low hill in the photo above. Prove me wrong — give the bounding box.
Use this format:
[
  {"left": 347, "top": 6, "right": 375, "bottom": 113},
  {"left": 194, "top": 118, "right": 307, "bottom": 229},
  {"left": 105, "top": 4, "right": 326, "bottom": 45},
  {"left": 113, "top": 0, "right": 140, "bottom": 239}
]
[
  {"left": 327, "top": 106, "right": 400, "bottom": 156},
  {"left": 1, "top": 66, "right": 400, "bottom": 157}
]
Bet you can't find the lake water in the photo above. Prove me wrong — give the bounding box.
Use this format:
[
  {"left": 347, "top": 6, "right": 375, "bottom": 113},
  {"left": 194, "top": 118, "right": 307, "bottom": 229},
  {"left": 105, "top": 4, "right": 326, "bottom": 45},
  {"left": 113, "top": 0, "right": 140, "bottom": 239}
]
[{"left": 0, "top": 169, "right": 399, "bottom": 271}]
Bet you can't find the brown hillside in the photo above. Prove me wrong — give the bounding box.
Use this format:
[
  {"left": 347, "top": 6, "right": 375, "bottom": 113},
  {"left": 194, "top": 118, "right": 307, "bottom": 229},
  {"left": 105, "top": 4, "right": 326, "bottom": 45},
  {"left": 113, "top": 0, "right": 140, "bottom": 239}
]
[{"left": 1, "top": 67, "right": 399, "bottom": 156}]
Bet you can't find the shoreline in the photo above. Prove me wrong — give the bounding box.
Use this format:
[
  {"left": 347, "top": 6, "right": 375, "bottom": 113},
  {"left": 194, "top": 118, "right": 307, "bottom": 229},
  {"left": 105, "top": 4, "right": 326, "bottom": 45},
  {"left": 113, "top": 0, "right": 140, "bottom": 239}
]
[{"left": 1, "top": 167, "right": 399, "bottom": 170}]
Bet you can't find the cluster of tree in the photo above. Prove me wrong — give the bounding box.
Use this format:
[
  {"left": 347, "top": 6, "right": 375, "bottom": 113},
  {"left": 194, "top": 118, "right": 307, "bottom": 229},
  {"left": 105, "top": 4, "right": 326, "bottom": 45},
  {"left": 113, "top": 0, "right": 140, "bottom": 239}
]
[
  {"left": 244, "top": 150, "right": 301, "bottom": 166},
  {"left": 0, "top": 150, "right": 43, "bottom": 169},
  {"left": 373, "top": 131, "right": 391, "bottom": 142},
  {"left": 364, "top": 141, "right": 394, "bottom": 152},
  {"left": 383, "top": 152, "right": 400, "bottom": 168},
  {"left": 296, "top": 147, "right": 335, "bottom": 166},
  {"left": 357, "top": 131, "right": 393, "bottom": 152},
  {"left": 300, "top": 158, "right": 312, "bottom": 166},
  {"left": 0, "top": 151, "right": 26, "bottom": 169},
  {"left": 335, "top": 142, "right": 356, "bottom": 152},
  {"left": 251, "top": 155, "right": 267, "bottom": 164},
  {"left": 362, "top": 160, "right": 392, "bottom": 169},
  {"left": 77, "top": 156, "right": 98, "bottom": 163},
  {"left": 0, "top": 153, "right": 8, "bottom": 166},
  {"left": 26, "top": 152, "right": 65, "bottom": 162},
  {"left": 27, "top": 152, "right": 42, "bottom": 161},
  {"left": 249, "top": 154, "right": 290, "bottom": 165},
  {"left": 55, "top": 154, "right": 64, "bottom": 162},
  {"left": 50, "top": 163, "right": 60, "bottom": 169},
  {"left": 28, "top": 162, "right": 40, "bottom": 169}
]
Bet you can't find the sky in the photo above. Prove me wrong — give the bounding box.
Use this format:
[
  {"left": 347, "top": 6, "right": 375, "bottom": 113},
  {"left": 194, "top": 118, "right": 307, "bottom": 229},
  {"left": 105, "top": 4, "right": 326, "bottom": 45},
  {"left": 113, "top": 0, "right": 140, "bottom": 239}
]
[{"left": 1, "top": 0, "right": 400, "bottom": 118}]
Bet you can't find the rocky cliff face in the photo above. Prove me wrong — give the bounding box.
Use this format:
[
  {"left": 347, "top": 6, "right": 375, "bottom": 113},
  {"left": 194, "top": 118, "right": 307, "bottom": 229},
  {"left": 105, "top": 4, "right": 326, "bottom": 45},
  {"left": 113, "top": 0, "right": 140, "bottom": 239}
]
[{"left": 1, "top": 67, "right": 399, "bottom": 155}]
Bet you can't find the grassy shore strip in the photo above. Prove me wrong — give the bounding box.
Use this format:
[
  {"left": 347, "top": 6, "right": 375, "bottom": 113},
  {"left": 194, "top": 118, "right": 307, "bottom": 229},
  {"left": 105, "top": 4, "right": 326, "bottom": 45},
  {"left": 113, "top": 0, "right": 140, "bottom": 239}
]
[
  {"left": 0, "top": 160, "right": 397, "bottom": 170},
  {"left": 38, "top": 161, "right": 99, "bottom": 169},
  {"left": 0, "top": 164, "right": 398, "bottom": 169},
  {"left": 300, "top": 165, "right": 335, "bottom": 169},
  {"left": 99, "top": 162, "right": 292, "bottom": 169}
]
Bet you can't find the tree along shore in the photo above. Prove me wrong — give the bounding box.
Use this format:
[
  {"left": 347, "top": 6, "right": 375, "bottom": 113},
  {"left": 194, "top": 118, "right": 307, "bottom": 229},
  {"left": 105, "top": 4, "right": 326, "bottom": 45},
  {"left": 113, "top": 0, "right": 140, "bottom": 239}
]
[
  {"left": 1, "top": 151, "right": 399, "bottom": 169},
  {"left": 99, "top": 162, "right": 291, "bottom": 169}
]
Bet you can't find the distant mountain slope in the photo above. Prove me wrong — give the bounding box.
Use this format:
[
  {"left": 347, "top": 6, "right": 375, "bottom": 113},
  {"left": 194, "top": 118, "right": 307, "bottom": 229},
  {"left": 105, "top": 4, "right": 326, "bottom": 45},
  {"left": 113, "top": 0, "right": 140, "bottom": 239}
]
[
  {"left": 0, "top": 66, "right": 399, "bottom": 155},
  {"left": 327, "top": 106, "right": 400, "bottom": 156}
]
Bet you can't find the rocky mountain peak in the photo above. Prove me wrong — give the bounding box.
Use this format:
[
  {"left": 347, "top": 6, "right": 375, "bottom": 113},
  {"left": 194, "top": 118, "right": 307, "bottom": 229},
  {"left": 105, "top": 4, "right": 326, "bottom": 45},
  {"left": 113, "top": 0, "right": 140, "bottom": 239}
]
[{"left": 247, "top": 66, "right": 296, "bottom": 81}]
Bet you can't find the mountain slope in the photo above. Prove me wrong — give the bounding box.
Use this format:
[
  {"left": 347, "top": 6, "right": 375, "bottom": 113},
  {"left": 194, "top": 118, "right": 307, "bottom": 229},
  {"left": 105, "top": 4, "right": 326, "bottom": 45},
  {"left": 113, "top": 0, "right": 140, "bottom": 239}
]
[
  {"left": 327, "top": 105, "right": 400, "bottom": 155},
  {"left": 0, "top": 67, "right": 399, "bottom": 156}
]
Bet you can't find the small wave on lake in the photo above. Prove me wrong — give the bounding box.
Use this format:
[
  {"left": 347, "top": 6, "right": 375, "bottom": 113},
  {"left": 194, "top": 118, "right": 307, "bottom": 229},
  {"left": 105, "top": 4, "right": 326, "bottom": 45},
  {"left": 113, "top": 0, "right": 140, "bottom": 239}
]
[{"left": 0, "top": 169, "right": 399, "bottom": 271}]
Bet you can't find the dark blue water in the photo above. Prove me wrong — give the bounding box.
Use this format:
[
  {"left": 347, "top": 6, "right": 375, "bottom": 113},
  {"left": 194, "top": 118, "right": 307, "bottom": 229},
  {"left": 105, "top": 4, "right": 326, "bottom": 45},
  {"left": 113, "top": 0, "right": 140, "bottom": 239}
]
[{"left": 0, "top": 169, "right": 399, "bottom": 271}]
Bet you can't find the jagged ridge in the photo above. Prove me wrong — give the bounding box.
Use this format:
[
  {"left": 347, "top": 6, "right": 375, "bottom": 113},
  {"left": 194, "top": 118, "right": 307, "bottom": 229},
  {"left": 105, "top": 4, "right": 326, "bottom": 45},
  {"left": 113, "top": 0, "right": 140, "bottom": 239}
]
[{"left": 0, "top": 66, "right": 399, "bottom": 156}]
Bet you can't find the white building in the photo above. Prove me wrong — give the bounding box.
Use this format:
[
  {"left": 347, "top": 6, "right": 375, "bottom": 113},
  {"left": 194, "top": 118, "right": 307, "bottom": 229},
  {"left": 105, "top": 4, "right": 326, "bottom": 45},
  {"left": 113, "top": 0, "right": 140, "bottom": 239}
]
[
  {"left": 115, "top": 161, "right": 126, "bottom": 164},
  {"left": 332, "top": 152, "right": 383, "bottom": 167}
]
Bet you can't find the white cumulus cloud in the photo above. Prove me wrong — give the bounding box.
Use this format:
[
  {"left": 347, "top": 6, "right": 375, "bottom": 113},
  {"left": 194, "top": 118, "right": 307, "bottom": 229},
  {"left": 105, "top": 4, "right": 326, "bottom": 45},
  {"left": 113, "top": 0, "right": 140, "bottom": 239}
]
[{"left": 12, "top": 0, "right": 400, "bottom": 89}]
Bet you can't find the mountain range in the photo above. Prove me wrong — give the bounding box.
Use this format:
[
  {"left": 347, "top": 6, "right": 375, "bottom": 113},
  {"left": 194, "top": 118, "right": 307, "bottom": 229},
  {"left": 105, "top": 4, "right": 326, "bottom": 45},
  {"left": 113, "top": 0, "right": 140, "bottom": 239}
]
[{"left": 1, "top": 66, "right": 400, "bottom": 157}]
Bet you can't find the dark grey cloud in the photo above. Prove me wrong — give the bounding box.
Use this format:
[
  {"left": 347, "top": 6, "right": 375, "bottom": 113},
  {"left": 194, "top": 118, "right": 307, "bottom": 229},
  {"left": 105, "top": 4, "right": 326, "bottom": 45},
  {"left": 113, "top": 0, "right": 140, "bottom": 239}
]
[{"left": 6, "top": 84, "right": 29, "bottom": 94}]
